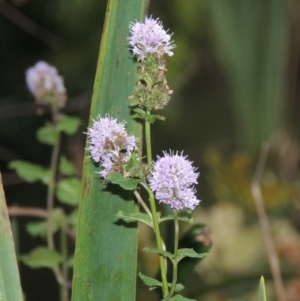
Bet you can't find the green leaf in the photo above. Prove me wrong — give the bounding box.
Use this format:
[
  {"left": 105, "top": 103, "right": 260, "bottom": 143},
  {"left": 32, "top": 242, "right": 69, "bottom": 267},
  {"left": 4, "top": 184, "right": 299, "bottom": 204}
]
[
  {"left": 143, "top": 247, "right": 174, "bottom": 261},
  {"left": 259, "top": 276, "right": 267, "bottom": 301},
  {"left": 0, "top": 175, "right": 23, "bottom": 301},
  {"left": 71, "top": 2, "right": 146, "bottom": 301},
  {"left": 178, "top": 248, "right": 209, "bottom": 261},
  {"left": 159, "top": 215, "right": 194, "bottom": 224},
  {"left": 9, "top": 160, "right": 50, "bottom": 184},
  {"left": 138, "top": 272, "right": 163, "bottom": 290},
  {"left": 115, "top": 211, "right": 152, "bottom": 227},
  {"left": 26, "top": 209, "right": 65, "bottom": 238},
  {"left": 145, "top": 113, "right": 165, "bottom": 123},
  {"left": 66, "top": 255, "right": 74, "bottom": 268},
  {"left": 59, "top": 156, "right": 76, "bottom": 176},
  {"left": 57, "top": 116, "right": 81, "bottom": 135},
  {"left": 125, "top": 152, "right": 140, "bottom": 171},
  {"left": 56, "top": 178, "right": 81, "bottom": 205},
  {"left": 162, "top": 296, "right": 196, "bottom": 301},
  {"left": 174, "top": 283, "right": 185, "bottom": 293},
  {"left": 36, "top": 126, "right": 58, "bottom": 146},
  {"left": 19, "top": 247, "right": 63, "bottom": 269},
  {"left": 106, "top": 173, "right": 140, "bottom": 190}
]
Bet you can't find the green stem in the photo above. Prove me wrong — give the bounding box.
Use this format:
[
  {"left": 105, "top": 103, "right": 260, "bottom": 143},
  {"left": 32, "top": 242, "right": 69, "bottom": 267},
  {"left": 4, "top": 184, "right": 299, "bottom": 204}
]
[
  {"left": 169, "top": 210, "right": 179, "bottom": 297},
  {"left": 144, "top": 115, "right": 168, "bottom": 297},
  {"left": 46, "top": 127, "right": 65, "bottom": 292},
  {"left": 145, "top": 112, "right": 152, "bottom": 166},
  {"left": 60, "top": 225, "right": 69, "bottom": 301},
  {"left": 134, "top": 190, "right": 152, "bottom": 218}
]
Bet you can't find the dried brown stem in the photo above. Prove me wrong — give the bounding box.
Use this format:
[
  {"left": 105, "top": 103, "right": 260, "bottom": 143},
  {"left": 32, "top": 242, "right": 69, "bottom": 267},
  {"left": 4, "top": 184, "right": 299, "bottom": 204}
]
[{"left": 251, "top": 142, "right": 286, "bottom": 301}]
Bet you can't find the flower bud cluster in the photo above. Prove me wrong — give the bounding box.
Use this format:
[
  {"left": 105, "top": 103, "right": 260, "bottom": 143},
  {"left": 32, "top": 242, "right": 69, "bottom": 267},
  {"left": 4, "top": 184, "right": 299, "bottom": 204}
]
[
  {"left": 128, "top": 17, "right": 175, "bottom": 112},
  {"left": 87, "top": 115, "right": 138, "bottom": 179},
  {"left": 26, "top": 61, "right": 67, "bottom": 109},
  {"left": 149, "top": 151, "right": 200, "bottom": 210}
]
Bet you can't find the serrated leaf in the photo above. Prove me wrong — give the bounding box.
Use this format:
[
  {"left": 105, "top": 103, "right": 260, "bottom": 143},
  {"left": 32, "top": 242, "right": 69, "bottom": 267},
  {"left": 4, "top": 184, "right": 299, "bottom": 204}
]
[
  {"left": 115, "top": 211, "right": 152, "bottom": 227},
  {"left": 259, "top": 276, "right": 267, "bottom": 301},
  {"left": 26, "top": 208, "right": 65, "bottom": 238},
  {"left": 162, "top": 295, "right": 196, "bottom": 301},
  {"left": 59, "top": 156, "right": 76, "bottom": 176},
  {"left": 106, "top": 173, "right": 140, "bottom": 190},
  {"left": 143, "top": 247, "right": 174, "bottom": 261},
  {"left": 145, "top": 113, "right": 163, "bottom": 123},
  {"left": 174, "top": 283, "right": 185, "bottom": 293},
  {"left": 138, "top": 272, "right": 162, "bottom": 290},
  {"left": 133, "top": 108, "right": 146, "bottom": 115},
  {"left": 66, "top": 255, "right": 74, "bottom": 268},
  {"left": 19, "top": 247, "right": 63, "bottom": 268},
  {"left": 56, "top": 178, "right": 81, "bottom": 205},
  {"left": 9, "top": 160, "right": 50, "bottom": 184},
  {"left": 125, "top": 153, "right": 140, "bottom": 171},
  {"left": 159, "top": 215, "right": 194, "bottom": 224},
  {"left": 36, "top": 126, "right": 58, "bottom": 146},
  {"left": 57, "top": 116, "right": 81, "bottom": 135},
  {"left": 178, "top": 248, "right": 208, "bottom": 261}
]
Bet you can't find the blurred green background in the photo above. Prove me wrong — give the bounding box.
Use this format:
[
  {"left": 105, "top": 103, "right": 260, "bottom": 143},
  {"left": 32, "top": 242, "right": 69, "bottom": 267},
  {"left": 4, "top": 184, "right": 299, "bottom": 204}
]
[{"left": 1, "top": 0, "right": 300, "bottom": 300}]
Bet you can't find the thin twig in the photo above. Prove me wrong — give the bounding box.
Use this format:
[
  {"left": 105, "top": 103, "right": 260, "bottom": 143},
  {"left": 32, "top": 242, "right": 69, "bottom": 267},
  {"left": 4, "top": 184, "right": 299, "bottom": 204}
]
[
  {"left": 251, "top": 141, "right": 286, "bottom": 301},
  {"left": 134, "top": 189, "right": 152, "bottom": 218},
  {"left": 8, "top": 206, "right": 48, "bottom": 218},
  {"left": 7, "top": 206, "right": 76, "bottom": 239}
]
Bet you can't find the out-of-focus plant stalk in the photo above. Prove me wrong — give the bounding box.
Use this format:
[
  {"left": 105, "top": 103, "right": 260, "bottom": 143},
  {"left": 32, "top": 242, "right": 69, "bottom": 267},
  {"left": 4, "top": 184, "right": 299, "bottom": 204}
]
[{"left": 251, "top": 142, "right": 286, "bottom": 301}]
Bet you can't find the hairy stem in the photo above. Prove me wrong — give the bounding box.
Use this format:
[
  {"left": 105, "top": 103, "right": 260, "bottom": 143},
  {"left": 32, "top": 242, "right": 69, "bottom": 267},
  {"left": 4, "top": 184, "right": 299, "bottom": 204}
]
[
  {"left": 144, "top": 116, "right": 169, "bottom": 297},
  {"left": 169, "top": 210, "right": 179, "bottom": 297},
  {"left": 134, "top": 190, "right": 152, "bottom": 218}
]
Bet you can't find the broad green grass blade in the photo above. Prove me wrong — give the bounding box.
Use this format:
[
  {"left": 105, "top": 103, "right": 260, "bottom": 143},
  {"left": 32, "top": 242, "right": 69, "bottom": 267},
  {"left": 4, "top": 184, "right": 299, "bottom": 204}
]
[
  {"left": 71, "top": 1, "right": 147, "bottom": 301},
  {"left": 207, "top": 0, "right": 289, "bottom": 149},
  {"left": 0, "top": 174, "right": 23, "bottom": 301},
  {"left": 259, "top": 276, "right": 267, "bottom": 301}
]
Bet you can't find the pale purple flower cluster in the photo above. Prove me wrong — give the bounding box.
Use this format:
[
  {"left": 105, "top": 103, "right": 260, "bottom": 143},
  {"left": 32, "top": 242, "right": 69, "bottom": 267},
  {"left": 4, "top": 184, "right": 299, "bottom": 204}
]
[
  {"left": 148, "top": 151, "right": 200, "bottom": 210},
  {"left": 128, "top": 16, "right": 175, "bottom": 60},
  {"left": 87, "top": 115, "right": 137, "bottom": 178},
  {"left": 26, "top": 61, "right": 66, "bottom": 107}
]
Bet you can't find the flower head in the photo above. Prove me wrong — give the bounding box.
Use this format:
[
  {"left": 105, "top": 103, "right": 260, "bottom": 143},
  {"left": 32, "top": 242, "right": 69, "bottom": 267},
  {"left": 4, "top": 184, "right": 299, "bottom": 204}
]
[
  {"left": 148, "top": 151, "right": 200, "bottom": 210},
  {"left": 26, "top": 61, "right": 66, "bottom": 108},
  {"left": 87, "top": 115, "right": 138, "bottom": 178},
  {"left": 128, "top": 16, "right": 175, "bottom": 60}
]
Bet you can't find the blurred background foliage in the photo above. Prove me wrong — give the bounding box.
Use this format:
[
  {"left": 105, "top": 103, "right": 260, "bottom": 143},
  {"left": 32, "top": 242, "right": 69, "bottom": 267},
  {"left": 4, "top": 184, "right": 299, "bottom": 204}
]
[{"left": 1, "top": 0, "right": 300, "bottom": 300}]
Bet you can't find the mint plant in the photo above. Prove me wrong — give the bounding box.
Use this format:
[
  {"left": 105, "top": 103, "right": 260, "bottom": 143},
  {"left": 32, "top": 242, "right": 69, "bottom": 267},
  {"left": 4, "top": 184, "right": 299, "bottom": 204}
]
[
  {"left": 86, "top": 17, "right": 207, "bottom": 301},
  {"left": 9, "top": 61, "right": 81, "bottom": 301}
]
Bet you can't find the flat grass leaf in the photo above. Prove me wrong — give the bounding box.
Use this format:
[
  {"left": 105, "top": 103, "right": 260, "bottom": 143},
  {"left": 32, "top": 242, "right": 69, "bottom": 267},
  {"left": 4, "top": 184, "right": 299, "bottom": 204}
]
[
  {"left": 138, "top": 272, "right": 162, "bottom": 290},
  {"left": 26, "top": 208, "right": 65, "bottom": 237},
  {"left": 178, "top": 248, "right": 209, "bottom": 261},
  {"left": 57, "top": 116, "right": 81, "bottom": 135},
  {"left": 19, "top": 247, "right": 63, "bottom": 268},
  {"left": 9, "top": 160, "right": 50, "bottom": 184},
  {"left": 259, "top": 276, "right": 267, "bottom": 301},
  {"left": 115, "top": 211, "right": 152, "bottom": 226},
  {"left": 56, "top": 178, "right": 81, "bottom": 205},
  {"left": 59, "top": 156, "right": 76, "bottom": 176},
  {"left": 106, "top": 173, "right": 140, "bottom": 190},
  {"left": 36, "top": 126, "right": 58, "bottom": 146},
  {"left": 143, "top": 247, "right": 174, "bottom": 261}
]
